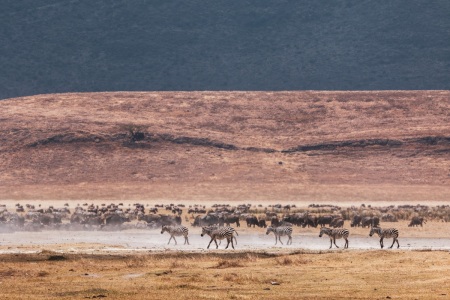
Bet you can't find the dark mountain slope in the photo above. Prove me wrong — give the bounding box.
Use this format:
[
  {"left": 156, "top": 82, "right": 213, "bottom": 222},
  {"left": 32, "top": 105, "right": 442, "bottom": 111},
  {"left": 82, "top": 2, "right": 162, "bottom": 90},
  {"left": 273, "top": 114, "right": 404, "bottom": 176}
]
[{"left": 1, "top": 1, "right": 449, "bottom": 99}]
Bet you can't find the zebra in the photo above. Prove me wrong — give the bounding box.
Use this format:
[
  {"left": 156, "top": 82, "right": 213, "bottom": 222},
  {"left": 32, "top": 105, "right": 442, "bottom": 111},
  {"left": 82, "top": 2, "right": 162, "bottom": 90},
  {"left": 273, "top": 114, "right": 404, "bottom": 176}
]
[
  {"left": 161, "top": 225, "right": 189, "bottom": 245},
  {"left": 266, "top": 226, "right": 293, "bottom": 245},
  {"left": 202, "top": 224, "right": 238, "bottom": 246},
  {"left": 319, "top": 227, "right": 349, "bottom": 249},
  {"left": 201, "top": 226, "right": 238, "bottom": 249},
  {"left": 369, "top": 227, "right": 400, "bottom": 249}
]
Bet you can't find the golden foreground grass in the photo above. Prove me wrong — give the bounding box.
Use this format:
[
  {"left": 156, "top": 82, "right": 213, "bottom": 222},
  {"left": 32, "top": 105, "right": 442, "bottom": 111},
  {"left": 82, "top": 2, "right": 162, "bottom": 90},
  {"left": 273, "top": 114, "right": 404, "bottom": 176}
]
[{"left": 1, "top": 250, "right": 449, "bottom": 299}]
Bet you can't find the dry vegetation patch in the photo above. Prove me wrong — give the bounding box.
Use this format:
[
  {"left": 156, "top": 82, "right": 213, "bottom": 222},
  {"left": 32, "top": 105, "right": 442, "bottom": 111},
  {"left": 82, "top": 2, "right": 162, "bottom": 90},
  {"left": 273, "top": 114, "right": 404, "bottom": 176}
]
[
  {"left": 214, "top": 259, "right": 245, "bottom": 269},
  {"left": 0, "top": 250, "right": 449, "bottom": 299}
]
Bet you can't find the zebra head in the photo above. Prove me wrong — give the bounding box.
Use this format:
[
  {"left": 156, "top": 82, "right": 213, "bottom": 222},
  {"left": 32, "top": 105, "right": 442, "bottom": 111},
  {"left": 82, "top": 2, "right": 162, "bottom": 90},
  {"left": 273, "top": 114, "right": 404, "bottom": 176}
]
[
  {"left": 201, "top": 226, "right": 213, "bottom": 237},
  {"left": 369, "top": 227, "right": 380, "bottom": 236},
  {"left": 161, "top": 225, "right": 169, "bottom": 234},
  {"left": 319, "top": 227, "right": 330, "bottom": 237},
  {"left": 265, "top": 226, "right": 274, "bottom": 235}
]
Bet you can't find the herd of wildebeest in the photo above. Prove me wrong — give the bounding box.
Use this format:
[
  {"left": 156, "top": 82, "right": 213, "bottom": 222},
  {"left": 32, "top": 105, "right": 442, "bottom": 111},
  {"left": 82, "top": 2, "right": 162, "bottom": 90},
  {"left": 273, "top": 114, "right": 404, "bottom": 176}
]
[{"left": 0, "top": 202, "right": 448, "bottom": 233}]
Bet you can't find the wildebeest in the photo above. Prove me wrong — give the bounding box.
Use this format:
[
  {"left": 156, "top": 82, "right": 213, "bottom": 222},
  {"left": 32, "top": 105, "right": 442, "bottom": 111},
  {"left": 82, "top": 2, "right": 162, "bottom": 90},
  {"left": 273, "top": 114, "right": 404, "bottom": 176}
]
[
  {"left": 350, "top": 215, "right": 362, "bottom": 227},
  {"left": 408, "top": 216, "right": 426, "bottom": 227},
  {"left": 192, "top": 214, "right": 220, "bottom": 227},
  {"left": 246, "top": 216, "right": 259, "bottom": 227},
  {"left": 302, "top": 215, "right": 318, "bottom": 228},
  {"left": 330, "top": 217, "right": 344, "bottom": 228},
  {"left": 81, "top": 215, "right": 104, "bottom": 228},
  {"left": 159, "top": 215, "right": 182, "bottom": 226},
  {"left": 283, "top": 213, "right": 306, "bottom": 227},
  {"left": 317, "top": 215, "right": 334, "bottom": 227},
  {"left": 258, "top": 219, "right": 267, "bottom": 228},
  {"left": 188, "top": 208, "right": 206, "bottom": 214},
  {"left": 138, "top": 213, "right": 161, "bottom": 224},
  {"left": 246, "top": 216, "right": 266, "bottom": 228},
  {"left": 361, "top": 216, "right": 380, "bottom": 228},
  {"left": 221, "top": 214, "right": 240, "bottom": 227},
  {"left": 270, "top": 217, "right": 280, "bottom": 227},
  {"left": 381, "top": 213, "right": 398, "bottom": 222},
  {"left": 38, "top": 213, "right": 62, "bottom": 226},
  {"left": 104, "top": 214, "right": 130, "bottom": 227}
]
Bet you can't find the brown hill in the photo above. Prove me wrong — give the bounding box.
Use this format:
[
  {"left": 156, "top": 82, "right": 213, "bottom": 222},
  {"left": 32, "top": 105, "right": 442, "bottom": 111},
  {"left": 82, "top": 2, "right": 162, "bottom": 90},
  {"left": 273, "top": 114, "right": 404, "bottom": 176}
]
[{"left": 1, "top": 91, "right": 449, "bottom": 202}]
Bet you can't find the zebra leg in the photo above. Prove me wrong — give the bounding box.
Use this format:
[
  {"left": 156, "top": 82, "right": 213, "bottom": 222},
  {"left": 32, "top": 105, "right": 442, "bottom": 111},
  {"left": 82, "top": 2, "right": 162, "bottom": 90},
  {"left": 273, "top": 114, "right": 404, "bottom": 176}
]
[
  {"left": 279, "top": 235, "right": 284, "bottom": 245},
  {"left": 207, "top": 237, "right": 214, "bottom": 249},
  {"left": 288, "top": 235, "right": 292, "bottom": 245},
  {"left": 173, "top": 236, "right": 177, "bottom": 245},
  {"left": 344, "top": 238, "right": 348, "bottom": 249},
  {"left": 380, "top": 238, "right": 384, "bottom": 249},
  {"left": 274, "top": 236, "right": 278, "bottom": 245},
  {"left": 329, "top": 238, "right": 333, "bottom": 249},
  {"left": 389, "top": 238, "right": 395, "bottom": 249},
  {"left": 185, "top": 235, "right": 189, "bottom": 245},
  {"left": 233, "top": 235, "right": 237, "bottom": 245},
  {"left": 168, "top": 236, "right": 173, "bottom": 245},
  {"left": 230, "top": 236, "right": 235, "bottom": 249},
  {"left": 389, "top": 238, "right": 399, "bottom": 249},
  {"left": 225, "top": 237, "right": 231, "bottom": 249},
  {"left": 333, "top": 237, "right": 339, "bottom": 248}
]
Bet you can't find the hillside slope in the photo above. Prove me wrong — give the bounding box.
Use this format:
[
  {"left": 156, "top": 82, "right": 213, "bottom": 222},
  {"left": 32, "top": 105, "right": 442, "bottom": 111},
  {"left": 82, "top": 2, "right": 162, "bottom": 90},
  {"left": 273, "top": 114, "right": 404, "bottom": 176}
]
[
  {"left": 1, "top": 91, "right": 449, "bottom": 201},
  {"left": 1, "top": 1, "right": 450, "bottom": 99}
]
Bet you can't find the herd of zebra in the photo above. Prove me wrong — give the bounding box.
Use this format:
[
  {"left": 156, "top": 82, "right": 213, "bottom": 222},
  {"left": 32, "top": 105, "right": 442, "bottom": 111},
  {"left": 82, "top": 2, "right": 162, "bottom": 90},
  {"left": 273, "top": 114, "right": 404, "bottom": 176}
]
[{"left": 161, "top": 224, "right": 400, "bottom": 249}]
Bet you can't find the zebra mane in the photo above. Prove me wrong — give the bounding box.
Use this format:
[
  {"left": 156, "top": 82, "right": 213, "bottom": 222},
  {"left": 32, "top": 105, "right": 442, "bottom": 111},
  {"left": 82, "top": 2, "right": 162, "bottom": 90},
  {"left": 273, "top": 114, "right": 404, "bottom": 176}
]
[{"left": 202, "top": 225, "right": 215, "bottom": 232}]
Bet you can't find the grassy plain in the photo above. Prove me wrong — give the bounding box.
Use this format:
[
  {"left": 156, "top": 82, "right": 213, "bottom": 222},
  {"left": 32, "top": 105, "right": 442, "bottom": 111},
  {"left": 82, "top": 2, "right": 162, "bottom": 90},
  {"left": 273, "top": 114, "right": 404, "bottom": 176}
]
[{"left": 1, "top": 250, "right": 449, "bottom": 299}]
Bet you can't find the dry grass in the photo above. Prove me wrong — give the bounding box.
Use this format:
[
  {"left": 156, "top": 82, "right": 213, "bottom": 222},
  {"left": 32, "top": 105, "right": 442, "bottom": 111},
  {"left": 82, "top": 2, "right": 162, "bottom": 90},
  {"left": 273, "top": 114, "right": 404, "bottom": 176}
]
[
  {"left": 214, "top": 259, "right": 244, "bottom": 269},
  {"left": 0, "top": 250, "right": 448, "bottom": 299},
  {"left": 274, "top": 255, "right": 310, "bottom": 266}
]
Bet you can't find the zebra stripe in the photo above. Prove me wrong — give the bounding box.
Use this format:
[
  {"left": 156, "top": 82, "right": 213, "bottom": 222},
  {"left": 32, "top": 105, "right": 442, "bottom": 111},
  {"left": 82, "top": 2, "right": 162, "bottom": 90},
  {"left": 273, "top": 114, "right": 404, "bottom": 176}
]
[
  {"left": 203, "top": 225, "right": 238, "bottom": 246},
  {"left": 369, "top": 227, "right": 400, "bottom": 249},
  {"left": 161, "top": 225, "right": 189, "bottom": 245},
  {"left": 266, "top": 226, "right": 293, "bottom": 245},
  {"left": 201, "top": 226, "right": 237, "bottom": 249},
  {"left": 319, "top": 227, "right": 349, "bottom": 249}
]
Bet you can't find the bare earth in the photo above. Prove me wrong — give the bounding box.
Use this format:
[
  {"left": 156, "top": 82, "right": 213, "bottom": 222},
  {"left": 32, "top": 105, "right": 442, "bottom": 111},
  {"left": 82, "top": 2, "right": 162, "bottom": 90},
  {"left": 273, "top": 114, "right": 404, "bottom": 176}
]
[{"left": 1, "top": 91, "right": 450, "bottom": 299}]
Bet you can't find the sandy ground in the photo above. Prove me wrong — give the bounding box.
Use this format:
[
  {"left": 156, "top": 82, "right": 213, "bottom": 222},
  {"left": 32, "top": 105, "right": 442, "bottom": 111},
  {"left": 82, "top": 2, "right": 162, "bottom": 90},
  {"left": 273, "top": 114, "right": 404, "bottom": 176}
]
[{"left": 1, "top": 221, "right": 449, "bottom": 254}]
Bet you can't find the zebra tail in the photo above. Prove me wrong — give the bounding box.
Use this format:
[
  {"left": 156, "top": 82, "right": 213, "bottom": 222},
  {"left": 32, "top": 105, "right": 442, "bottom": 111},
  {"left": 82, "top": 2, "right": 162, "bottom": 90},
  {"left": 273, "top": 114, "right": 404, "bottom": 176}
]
[{"left": 234, "top": 230, "right": 239, "bottom": 236}]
